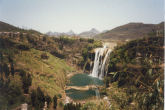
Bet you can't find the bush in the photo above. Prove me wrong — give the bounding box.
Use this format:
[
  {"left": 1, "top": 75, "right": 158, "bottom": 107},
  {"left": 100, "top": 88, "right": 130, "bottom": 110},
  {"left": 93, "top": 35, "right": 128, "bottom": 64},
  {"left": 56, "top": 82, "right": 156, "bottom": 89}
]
[
  {"left": 88, "top": 38, "right": 94, "bottom": 43},
  {"left": 17, "top": 44, "right": 30, "bottom": 50},
  {"left": 41, "top": 53, "right": 49, "bottom": 59}
]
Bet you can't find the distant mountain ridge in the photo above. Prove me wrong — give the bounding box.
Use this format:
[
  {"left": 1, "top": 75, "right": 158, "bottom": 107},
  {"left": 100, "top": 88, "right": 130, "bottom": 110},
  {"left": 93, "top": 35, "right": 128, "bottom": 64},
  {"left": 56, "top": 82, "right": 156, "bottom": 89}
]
[
  {"left": 46, "top": 28, "right": 100, "bottom": 37},
  {"left": 95, "top": 22, "right": 164, "bottom": 41},
  {"left": 46, "top": 30, "right": 75, "bottom": 37},
  {"left": 78, "top": 28, "right": 100, "bottom": 38}
]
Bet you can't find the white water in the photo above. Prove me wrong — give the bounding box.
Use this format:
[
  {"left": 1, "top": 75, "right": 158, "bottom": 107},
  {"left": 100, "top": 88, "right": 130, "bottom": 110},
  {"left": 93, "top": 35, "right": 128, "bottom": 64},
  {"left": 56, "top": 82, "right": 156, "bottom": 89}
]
[
  {"left": 90, "top": 45, "right": 111, "bottom": 79},
  {"left": 99, "top": 49, "right": 111, "bottom": 79}
]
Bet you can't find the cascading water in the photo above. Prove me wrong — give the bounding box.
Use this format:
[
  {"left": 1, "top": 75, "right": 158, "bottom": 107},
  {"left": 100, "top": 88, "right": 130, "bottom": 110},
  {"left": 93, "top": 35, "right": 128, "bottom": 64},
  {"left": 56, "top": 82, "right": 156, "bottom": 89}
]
[
  {"left": 90, "top": 45, "right": 111, "bottom": 100},
  {"left": 90, "top": 45, "right": 111, "bottom": 79},
  {"left": 99, "top": 49, "right": 111, "bottom": 79}
]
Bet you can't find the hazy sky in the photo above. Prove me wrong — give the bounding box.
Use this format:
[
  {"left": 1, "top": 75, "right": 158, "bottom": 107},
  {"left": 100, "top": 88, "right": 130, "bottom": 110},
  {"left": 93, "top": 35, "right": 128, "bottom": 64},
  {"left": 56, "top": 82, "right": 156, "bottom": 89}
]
[{"left": 0, "top": 0, "right": 164, "bottom": 33}]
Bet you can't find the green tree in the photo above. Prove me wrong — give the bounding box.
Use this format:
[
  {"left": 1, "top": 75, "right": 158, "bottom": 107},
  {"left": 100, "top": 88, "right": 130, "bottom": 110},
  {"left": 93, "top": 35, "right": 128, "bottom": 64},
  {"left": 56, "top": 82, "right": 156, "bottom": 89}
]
[
  {"left": 10, "top": 62, "right": 14, "bottom": 76},
  {"left": 22, "top": 73, "right": 32, "bottom": 93},
  {"left": 31, "top": 89, "right": 38, "bottom": 108},
  {"left": 53, "top": 95, "right": 57, "bottom": 109},
  {"left": 3, "top": 63, "right": 10, "bottom": 78},
  {"left": 31, "top": 87, "right": 45, "bottom": 109},
  {"left": 45, "top": 95, "right": 52, "bottom": 108},
  {"left": 37, "top": 87, "right": 45, "bottom": 109},
  {"left": 0, "top": 64, "right": 3, "bottom": 75}
]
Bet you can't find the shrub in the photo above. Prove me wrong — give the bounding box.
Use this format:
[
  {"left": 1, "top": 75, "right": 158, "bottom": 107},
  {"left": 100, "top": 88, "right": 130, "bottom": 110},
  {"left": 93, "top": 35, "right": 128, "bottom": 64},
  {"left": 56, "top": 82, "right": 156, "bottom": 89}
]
[
  {"left": 41, "top": 53, "right": 49, "bottom": 59},
  {"left": 88, "top": 38, "right": 94, "bottom": 43},
  {"left": 17, "top": 44, "right": 30, "bottom": 50}
]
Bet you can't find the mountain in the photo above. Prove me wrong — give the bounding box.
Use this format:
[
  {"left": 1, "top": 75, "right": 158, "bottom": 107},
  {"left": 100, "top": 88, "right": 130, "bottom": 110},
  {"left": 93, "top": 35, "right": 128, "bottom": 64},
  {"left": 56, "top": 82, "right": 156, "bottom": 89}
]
[
  {"left": 95, "top": 22, "right": 164, "bottom": 41},
  {"left": 0, "top": 21, "right": 41, "bottom": 35},
  {"left": 66, "top": 30, "right": 75, "bottom": 36},
  {"left": 78, "top": 28, "right": 100, "bottom": 38},
  {"left": 46, "top": 31, "right": 64, "bottom": 36},
  {"left": 0, "top": 21, "right": 20, "bottom": 32},
  {"left": 46, "top": 30, "right": 75, "bottom": 37}
]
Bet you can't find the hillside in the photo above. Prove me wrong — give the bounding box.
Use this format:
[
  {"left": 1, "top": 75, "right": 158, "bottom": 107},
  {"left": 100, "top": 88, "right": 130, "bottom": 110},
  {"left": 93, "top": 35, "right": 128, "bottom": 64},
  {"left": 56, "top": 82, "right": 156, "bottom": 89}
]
[
  {"left": 0, "top": 36, "right": 75, "bottom": 109},
  {"left": 0, "top": 21, "right": 41, "bottom": 35},
  {"left": 104, "top": 36, "right": 164, "bottom": 110},
  {"left": 95, "top": 22, "right": 164, "bottom": 41},
  {"left": 0, "top": 21, "right": 103, "bottom": 109}
]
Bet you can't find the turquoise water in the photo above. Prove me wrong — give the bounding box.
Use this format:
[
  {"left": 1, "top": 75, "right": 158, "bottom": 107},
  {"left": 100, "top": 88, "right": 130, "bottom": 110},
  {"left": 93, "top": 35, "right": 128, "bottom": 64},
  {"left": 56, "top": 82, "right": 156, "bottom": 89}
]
[
  {"left": 65, "top": 89, "right": 96, "bottom": 100},
  {"left": 66, "top": 74, "right": 103, "bottom": 100},
  {"left": 68, "top": 73, "right": 103, "bottom": 86}
]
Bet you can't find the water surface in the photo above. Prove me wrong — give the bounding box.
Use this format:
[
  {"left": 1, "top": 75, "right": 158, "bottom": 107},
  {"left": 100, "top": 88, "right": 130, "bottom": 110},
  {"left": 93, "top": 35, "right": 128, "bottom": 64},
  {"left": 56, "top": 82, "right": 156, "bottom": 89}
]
[{"left": 66, "top": 73, "right": 103, "bottom": 100}]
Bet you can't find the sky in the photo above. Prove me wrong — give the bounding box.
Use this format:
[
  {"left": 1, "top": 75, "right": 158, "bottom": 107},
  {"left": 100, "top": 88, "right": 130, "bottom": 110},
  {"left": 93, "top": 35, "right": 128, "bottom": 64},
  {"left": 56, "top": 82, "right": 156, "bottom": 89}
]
[{"left": 0, "top": 0, "right": 164, "bottom": 33}]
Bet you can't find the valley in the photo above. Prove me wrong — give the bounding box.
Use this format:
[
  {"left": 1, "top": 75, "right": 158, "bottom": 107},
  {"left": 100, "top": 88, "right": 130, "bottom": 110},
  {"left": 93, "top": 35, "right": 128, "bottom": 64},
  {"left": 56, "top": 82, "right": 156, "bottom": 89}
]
[{"left": 0, "top": 21, "right": 164, "bottom": 110}]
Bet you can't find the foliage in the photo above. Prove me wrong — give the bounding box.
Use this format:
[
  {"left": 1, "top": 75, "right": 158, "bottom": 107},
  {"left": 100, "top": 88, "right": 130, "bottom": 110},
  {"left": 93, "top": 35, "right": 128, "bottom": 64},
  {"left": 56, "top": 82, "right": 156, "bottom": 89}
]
[
  {"left": 64, "top": 102, "right": 81, "bottom": 110},
  {"left": 41, "top": 53, "right": 49, "bottom": 59},
  {"left": 53, "top": 95, "right": 57, "bottom": 109},
  {"left": 31, "top": 87, "right": 51, "bottom": 109},
  {"left": 106, "top": 36, "right": 164, "bottom": 109},
  {"left": 21, "top": 72, "right": 32, "bottom": 94},
  {"left": 0, "top": 75, "right": 25, "bottom": 110}
]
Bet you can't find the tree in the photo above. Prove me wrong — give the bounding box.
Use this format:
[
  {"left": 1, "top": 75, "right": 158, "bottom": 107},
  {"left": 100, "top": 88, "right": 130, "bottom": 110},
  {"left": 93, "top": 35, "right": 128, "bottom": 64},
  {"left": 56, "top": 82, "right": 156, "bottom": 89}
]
[
  {"left": 64, "top": 103, "right": 81, "bottom": 110},
  {"left": 45, "top": 95, "right": 52, "bottom": 108},
  {"left": 53, "top": 95, "right": 57, "bottom": 109},
  {"left": 10, "top": 62, "right": 14, "bottom": 76},
  {"left": 0, "top": 64, "right": 3, "bottom": 75},
  {"left": 0, "top": 53, "right": 3, "bottom": 63},
  {"left": 37, "top": 87, "right": 45, "bottom": 109},
  {"left": 3, "top": 63, "right": 10, "bottom": 78},
  {"left": 31, "top": 87, "right": 45, "bottom": 109},
  {"left": 31, "top": 90, "right": 37, "bottom": 107},
  {"left": 22, "top": 73, "right": 32, "bottom": 93}
]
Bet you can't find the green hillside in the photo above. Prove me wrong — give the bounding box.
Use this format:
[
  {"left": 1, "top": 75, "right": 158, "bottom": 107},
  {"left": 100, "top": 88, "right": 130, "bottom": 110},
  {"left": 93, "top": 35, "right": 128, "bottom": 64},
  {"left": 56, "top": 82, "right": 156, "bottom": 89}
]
[
  {"left": 104, "top": 36, "right": 164, "bottom": 110},
  {"left": 0, "top": 36, "right": 75, "bottom": 109},
  {"left": 0, "top": 21, "right": 102, "bottom": 109}
]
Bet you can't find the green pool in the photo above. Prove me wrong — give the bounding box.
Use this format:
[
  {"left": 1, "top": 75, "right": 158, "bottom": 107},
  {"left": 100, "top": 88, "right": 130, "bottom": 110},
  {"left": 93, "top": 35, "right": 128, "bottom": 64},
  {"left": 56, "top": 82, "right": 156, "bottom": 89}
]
[
  {"left": 66, "top": 73, "right": 103, "bottom": 100},
  {"left": 68, "top": 73, "right": 103, "bottom": 86},
  {"left": 65, "top": 89, "right": 96, "bottom": 100}
]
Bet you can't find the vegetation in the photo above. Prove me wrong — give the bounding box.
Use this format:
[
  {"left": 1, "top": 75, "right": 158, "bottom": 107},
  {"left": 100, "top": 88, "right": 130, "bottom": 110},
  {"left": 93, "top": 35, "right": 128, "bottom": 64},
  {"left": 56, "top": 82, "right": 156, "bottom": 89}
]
[
  {"left": 0, "top": 22, "right": 103, "bottom": 109},
  {"left": 53, "top": 95, "right": 58, "bottom": 109},
  {"left": 105, "top": 36, "right": 164, "bottom": 110},
  {"left": 64, "top": 103, "right": 81, "bottom": 110},
  {"left": 31, "top": 87, "right": 51, "bottom": 109},
  {"left": 80, "top": 40, "right": 102, "bottom": 71},
  {"left": 0, "top": 32, "right": 74, "bottom": 109}
]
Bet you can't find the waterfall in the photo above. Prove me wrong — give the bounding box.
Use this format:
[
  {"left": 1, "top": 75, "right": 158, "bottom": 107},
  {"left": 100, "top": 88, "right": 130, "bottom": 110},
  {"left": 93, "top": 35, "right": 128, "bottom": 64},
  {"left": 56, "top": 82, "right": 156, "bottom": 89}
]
[
  {"left": 99, "top": 49, "right": 111, "bottom": 79},
  {"left": 90, "top": 45, "right": 111, "bottom": 79}
]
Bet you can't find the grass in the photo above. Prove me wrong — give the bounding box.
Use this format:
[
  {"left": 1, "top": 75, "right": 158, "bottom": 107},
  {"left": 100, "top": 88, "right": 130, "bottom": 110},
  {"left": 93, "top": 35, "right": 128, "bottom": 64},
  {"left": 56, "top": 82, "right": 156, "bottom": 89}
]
[{"left": 14, "top": 48, "right": 75, "bottom": 97}]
